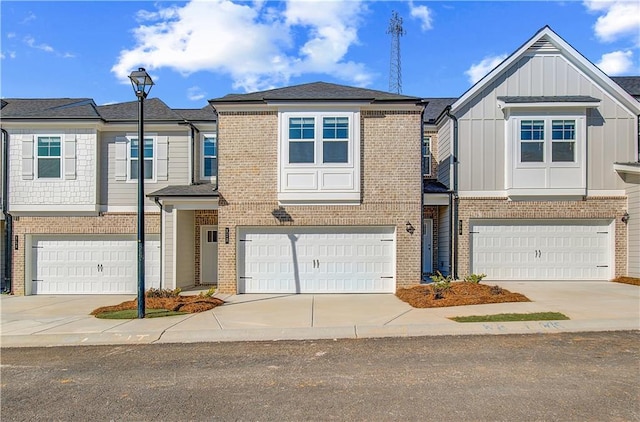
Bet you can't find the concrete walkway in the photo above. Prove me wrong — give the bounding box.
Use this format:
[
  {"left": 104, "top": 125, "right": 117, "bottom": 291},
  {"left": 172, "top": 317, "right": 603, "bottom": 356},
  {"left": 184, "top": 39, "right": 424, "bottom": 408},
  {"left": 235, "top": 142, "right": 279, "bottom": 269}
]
[{"left": 1, "top": 281, "right": 638, "bottom": 347}]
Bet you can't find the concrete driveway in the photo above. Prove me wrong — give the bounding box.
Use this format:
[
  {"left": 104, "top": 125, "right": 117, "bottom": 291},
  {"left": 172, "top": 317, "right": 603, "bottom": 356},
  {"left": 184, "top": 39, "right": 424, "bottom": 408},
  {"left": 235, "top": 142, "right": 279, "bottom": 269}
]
[{"left": 1, "top": 281, "right": 638, "bottom": 347}]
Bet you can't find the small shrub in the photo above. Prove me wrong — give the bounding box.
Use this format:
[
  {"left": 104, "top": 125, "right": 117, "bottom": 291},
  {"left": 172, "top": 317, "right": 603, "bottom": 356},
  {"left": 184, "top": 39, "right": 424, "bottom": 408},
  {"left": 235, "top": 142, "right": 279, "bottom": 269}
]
[
  {"left": 463, "top": 273, "right": 487, "bottom": 283},
  {"left": 146, "top": 288, "right": 181, "bottom": 298},
  {"left": 430, "top": 271, "right": 453, "bottom": 300},
  {"left": 199, "top": 287, "right": 217, "bottom": 298},
  {"left": 489, "top": 285, "right": 504, "bottom": 295}
]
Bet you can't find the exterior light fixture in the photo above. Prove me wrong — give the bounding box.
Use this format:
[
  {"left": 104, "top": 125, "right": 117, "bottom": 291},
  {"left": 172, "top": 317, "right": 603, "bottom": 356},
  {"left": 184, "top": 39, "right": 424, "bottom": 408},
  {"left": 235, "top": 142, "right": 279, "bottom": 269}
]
[
  {"left": 621, "top": 211, "right": 630, "bottom": 224},
  {"left": 405, "top": 221, "right": 415, "bottom": 234},
  {"left": 128, "top": 67, "right": 154, "bottom": 319}
]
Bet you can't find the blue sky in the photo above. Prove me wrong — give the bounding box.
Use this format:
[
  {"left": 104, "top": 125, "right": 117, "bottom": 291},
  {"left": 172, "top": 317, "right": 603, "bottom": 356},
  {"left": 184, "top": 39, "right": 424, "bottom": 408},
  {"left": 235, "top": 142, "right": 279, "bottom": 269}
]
[{"left": 1, "top": 1, "right": 638, "bottom": 108}]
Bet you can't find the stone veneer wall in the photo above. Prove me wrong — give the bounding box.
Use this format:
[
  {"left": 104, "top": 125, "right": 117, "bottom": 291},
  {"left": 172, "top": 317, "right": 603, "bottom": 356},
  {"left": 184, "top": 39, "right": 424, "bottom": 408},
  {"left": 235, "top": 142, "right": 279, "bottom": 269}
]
[
  {"left": 11, "top": 213, "right": 160, "bottom": 295},
  {"left": 194, "top": 210, "right": 219, "bottom": 285},
  {"left": 216, "top": 110, "right": 423, "bottom": 294},
  {"left": 456, "top": 197, "right": 628, "bottom": 279}
]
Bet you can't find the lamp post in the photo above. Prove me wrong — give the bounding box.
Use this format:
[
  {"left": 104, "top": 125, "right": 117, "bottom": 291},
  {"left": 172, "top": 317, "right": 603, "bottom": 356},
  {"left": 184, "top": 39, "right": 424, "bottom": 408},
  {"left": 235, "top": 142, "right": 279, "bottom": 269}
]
[{"left": 128, "top": 68, "right": 154, "bottom": 319}]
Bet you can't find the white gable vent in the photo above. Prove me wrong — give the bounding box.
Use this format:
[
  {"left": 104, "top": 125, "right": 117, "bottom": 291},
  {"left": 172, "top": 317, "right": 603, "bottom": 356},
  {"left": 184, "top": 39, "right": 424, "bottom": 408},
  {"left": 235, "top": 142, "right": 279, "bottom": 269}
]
[{"left": 527, "top": 37, "right": 559, "bottom": 54}]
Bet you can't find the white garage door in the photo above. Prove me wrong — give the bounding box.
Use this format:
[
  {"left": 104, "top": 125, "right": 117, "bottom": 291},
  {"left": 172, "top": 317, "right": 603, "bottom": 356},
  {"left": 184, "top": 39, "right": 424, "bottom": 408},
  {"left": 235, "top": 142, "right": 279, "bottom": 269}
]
[
  {"left": 31, "top": 236, "right": 161, "bottom": 294},
  {"left": 471, "top": 220, "right": 612, "bottom": 280},
  {"left": 238, "top": 226, "right": 395, "bottom": 293}
]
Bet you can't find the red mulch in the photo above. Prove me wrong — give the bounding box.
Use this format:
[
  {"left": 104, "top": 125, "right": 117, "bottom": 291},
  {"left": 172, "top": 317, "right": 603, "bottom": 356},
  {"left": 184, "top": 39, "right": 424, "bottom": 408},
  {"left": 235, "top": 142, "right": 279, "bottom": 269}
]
[
  {"left": 612, "top": 277, "right": 640, "bottom": 286},
  {"left": 396, "top": 282, "right": 530, "bottom": 308},
  {"left": 90, "top": 296, "right": 224, "bottom": 315}
]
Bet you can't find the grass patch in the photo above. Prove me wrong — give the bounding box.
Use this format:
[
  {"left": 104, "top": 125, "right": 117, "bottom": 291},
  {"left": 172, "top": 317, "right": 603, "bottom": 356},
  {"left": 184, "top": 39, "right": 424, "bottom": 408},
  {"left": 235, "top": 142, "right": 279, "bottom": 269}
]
[
  {"left": 94, "top": 308, "right": 187, "bottom": 319},
  {"left": 449, "top": 312, "right": 569, "bottom": 323}
]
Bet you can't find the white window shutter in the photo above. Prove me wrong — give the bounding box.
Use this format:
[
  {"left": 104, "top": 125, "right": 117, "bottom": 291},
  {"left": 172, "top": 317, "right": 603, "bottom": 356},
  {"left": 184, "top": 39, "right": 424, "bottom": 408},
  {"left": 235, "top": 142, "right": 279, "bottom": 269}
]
[
  {"left": 22, "top": 136, "right": 34, "bottom": 180},
  {"left": 64, "top": 134, "right": 77, "bottom": 180},
  {"left": 115, "top": 137, "right": 128, "bottom": 181},
  {"left": 157, "top": 136, "right": 169, "bottom": 181}
]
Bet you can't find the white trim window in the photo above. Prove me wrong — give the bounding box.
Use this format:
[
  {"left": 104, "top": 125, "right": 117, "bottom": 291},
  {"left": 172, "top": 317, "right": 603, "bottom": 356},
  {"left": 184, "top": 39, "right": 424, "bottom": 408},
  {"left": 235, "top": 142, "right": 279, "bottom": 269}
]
[
  {"left": 279, "top": 110, "right": 360, "bottom": 204},
  {"left": 423, "top": 135, "right": 432, "bottom": 177},
  {"left": 517, "top": 118, "right": 578, "bottom": 166},
  {"left": 36, "top": 136, "right": 62, "bottom": 179},
  {"left": 201, "top": 134, "right": 217, "bottom": 179},
  {"left": 128, "top": 136, "right": 155, "bottom": 181}
]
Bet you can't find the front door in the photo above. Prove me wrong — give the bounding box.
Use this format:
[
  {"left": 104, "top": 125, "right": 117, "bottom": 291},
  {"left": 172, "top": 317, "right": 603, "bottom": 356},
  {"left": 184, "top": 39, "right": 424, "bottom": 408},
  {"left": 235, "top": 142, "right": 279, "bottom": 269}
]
[
  {"left": 422, "top": 219, "right": 433, "bottom": 275},
  {"left": 200, "top": 226, "right": 218, "bottom": 284}
]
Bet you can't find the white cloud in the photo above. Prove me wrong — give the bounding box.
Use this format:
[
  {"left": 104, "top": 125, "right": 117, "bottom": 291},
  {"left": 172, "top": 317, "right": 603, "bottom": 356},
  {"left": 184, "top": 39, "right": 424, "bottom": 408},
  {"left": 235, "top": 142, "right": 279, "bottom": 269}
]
[
  {"left": 464, "top": 54, "right": 507, "bottom": 84},
  {"left": 111, "top": 0, "right": 372, "bottom": 92},
  {"left": 24, "top": 36, "right": 54, "bottom": 52},
  {"left": 21, "top": 12, "right": 36, "bottom": 24},
  {"left": 7, "top": 33, "right": 16, "bottom": 39},
  {"left": 187, "top": 86, "right": 206, "bottom": 101},
  {"left": 597, "top": 50, "right": 634, "bottom": 74},
  {"left": 583, "top": 0, "right": 640, "bottom": 44},
  {"left": 409, "top": 1, "right": 433, "bottom": 31}
]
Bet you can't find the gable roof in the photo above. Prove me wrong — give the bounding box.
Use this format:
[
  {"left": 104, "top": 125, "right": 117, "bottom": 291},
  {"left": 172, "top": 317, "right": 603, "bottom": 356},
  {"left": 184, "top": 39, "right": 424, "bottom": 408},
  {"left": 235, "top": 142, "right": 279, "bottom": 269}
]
[
  {"left": 451, "top": 26, "right": 640, "bottom": 115},
  {"left": 209, "top": 81, "right": 423, "bottom": 105},
  {"left": 174, "top": 106, "right": 217, "bottom": 122},
  {"left": 0, "top": 98, "right": 102, "bottom": 119},
  {"left": 96, "top": 98, "right": 184, "bottom": 121},
  {"left": 423, "top": 98, "right": 457, "bottom": 123}
]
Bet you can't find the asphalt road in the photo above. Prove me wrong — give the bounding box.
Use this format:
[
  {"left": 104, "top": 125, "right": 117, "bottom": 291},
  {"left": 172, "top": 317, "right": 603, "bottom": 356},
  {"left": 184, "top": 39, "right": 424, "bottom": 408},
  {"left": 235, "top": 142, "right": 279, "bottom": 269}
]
[{"left": 1, "top": 331, "right": 639, "bottom": 421}]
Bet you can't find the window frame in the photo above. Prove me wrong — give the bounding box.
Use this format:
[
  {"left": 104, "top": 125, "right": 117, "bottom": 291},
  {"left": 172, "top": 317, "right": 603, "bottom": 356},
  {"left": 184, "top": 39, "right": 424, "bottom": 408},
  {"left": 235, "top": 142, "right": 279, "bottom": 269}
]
[
  {"left": 283, "top": 112, "right": 354, "bottom": 167},
  {"left": 422, "top": 135, "right": 432, "bottom": 177},
  {"left": 126, "top": 134, "right": 157, "bottom": 182},
  {"left": 35, "top": 135, "right": 63, "bottom": 180},
  {"left": 515, "top": 115, "right": 580, "bottom": 169},
  {"left": 201, "top": 133, "right": 218, "bottom": 180}
]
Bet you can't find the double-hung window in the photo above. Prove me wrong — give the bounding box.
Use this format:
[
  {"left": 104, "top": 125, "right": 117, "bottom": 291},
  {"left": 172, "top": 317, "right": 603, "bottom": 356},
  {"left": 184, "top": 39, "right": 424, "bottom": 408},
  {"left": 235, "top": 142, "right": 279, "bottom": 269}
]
[
  {"left": 280, "top": 110, "right": 360, "bottom": 204},
  {"left": 551, "top": 120, "right": 575, "bottom": 162},
  {"left": 129, "top": 137, "right": 154, "bottom": 180},
  {"left": 422, "top": 135, "right": 432, "bottom": 176},
  {"left": 202, "top": 134, "right": 217, "bottom": 178},
  {"left": 36, "top": 136, "right": 62, "bottom": 179},
  {"left": 518, "top": 119, "right": 576, "bottom": 164}
]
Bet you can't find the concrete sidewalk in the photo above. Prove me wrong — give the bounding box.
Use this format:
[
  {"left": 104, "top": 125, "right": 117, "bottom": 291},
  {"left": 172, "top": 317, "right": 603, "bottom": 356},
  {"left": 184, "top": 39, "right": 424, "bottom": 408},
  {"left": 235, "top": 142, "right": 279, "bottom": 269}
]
[{"left": 1, "top": 281, "right": 638, "bottom": 347}]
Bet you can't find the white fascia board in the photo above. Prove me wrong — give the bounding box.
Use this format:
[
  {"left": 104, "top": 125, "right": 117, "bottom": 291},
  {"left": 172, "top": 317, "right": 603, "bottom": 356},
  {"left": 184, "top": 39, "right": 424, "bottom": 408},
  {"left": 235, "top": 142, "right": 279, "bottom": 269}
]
[
  {"left": 423, "top": 193, "right": 450, "bottom": 205},
  {"left": 210, "top": 104, "right": 277, "bottom": 113},
  {"left": 452, "top": 26, "right": 640, "bottom": 116},
  {"left": 9, "top": 204, "right": 99, "bottom": 213},
  {"left": 586, "top": 190, "right": 627, "bottom": 197},
  {"left": 272, "top": 101, "right": 372, "bottom": 108},
  {"left": 497, "top": 100, "right": 601, "bottom": 110},
  {"left": 101, "top": 205, "right": 163, "bottom": 213},
  {"left": 458, "top": 191, "right": 507, "bottom": 198},
  {"left": 614, "top": 163, "right": 640, "bottom": 175},
  {"left": 159, "top": 198, "right": 219, "bottom": 210},
  {"left": 278, "top": 191, "right": 361, "bottom": 205},
  {"left": 507, "top": 188, "right": 586, "bottom": 197},
  {"left": 2, "top": 121, "right": 101, "bottom": 131}
]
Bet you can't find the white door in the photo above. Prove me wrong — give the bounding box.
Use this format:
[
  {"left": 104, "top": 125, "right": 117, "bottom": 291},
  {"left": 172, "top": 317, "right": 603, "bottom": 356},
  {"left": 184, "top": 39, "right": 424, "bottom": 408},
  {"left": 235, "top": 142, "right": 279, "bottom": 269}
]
[
  {"left": 200, "top": 226, "right": 218, "bottom": 284},
  {"left": 422, "top": 219, "right": 433, "bottom": 275},
  {"left": 32, "top": 236, "right": 161, "bottom": 294},
  {"left": 471, "top": 220, "right": 611, "bottom": 280},
  {"left": 238, "top": 226, "right": 395, "bottom": 293}
]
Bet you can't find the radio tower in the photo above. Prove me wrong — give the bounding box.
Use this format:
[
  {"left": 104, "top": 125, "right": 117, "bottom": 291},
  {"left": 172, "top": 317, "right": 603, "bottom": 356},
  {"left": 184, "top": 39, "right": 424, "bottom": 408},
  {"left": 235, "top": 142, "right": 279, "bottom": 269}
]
[{"left": 387, "top": 10, "right": 405, "bottom": 94}]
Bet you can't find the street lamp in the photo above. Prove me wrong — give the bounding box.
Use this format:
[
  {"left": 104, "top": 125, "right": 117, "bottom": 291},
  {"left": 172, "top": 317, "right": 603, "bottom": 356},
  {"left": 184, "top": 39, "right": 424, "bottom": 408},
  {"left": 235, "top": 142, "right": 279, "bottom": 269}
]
[{"left": 128, "top": 67, "right": 154, "bottom": 319}]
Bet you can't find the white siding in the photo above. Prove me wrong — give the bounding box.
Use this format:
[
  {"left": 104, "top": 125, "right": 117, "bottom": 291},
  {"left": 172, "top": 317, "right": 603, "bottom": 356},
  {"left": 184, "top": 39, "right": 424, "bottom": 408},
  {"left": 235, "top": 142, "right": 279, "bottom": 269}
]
[
  {"left": 101, "top": 131, "right": 190, "bottom": 207},
  {"left": 455, "top": 54, "right": 638, "bottom": 193},
  {"left": 163, "top": 205, "right": 174, "bottom": 289},
  {"left": 174, "top": 209, "right": 195, "bottom": 289},
  {"left": 8, "top": 129, "right": 98, "bottom": 208},
  {"left": 436, "top": 119, "right": 452, "bottom": 188},
  {"left": 437, "top": 205, "right": 450, "bottom": 275}
]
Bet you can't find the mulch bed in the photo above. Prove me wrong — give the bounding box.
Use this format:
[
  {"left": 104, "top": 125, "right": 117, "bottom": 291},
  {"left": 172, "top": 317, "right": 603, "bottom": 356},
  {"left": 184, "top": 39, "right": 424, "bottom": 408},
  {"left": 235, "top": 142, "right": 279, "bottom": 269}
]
[
  {"left": 396, "top": 282, "right": 530, "bottom": 308},
  {"left": 91, "top": 296, "right": 224, "bottom": 316},
  {"left": 612, "top": 277, "right": 640, "bottom": 286}
]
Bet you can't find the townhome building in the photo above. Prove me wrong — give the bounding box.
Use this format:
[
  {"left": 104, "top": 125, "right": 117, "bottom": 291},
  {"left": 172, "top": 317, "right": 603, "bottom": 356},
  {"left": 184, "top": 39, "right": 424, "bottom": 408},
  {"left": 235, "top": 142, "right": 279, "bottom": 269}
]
[{"left": 1, "top": 25, "right": 638, "bottom": 296}]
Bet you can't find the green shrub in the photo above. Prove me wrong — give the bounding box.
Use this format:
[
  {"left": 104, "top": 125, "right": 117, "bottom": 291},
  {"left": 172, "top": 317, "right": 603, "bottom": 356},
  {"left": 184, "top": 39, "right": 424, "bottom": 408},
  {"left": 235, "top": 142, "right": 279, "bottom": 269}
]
[
  {"left": 463, "top": 273, "right": 487, "bottom": 283},
  {"left": 429, "top": 271, "right": 452, "bottom": 299},
  {"left": 199, "top": 287, "right": 217, "bottom": 298},
  {"left": 146, "top": 288, "right": 181, "bottom": 298}
]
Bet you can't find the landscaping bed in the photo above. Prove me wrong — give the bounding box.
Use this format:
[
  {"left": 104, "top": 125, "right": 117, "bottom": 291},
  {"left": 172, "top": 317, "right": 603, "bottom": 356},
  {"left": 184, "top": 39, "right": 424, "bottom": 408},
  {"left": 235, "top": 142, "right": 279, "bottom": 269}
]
[
  {"left": 91, "top": 288, "right": 224, "bottom": 318},
  {"left": 396, "top": 282, "right": 530, "bottom": 308},
  {"left": 612, "top": 276, "right": 640, "bottom": 286}
]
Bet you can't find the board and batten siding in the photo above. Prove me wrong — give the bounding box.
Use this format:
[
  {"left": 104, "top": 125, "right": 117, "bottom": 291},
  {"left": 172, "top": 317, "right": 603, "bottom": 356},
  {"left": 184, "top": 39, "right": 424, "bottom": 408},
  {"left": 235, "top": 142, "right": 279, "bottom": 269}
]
[
  {"left": 437, "top": 205, "right": 450, "bottom": 275},
  {"left": 626, "top": 174, "right": 640, "bottom": 278},
  {"left": 174, "top": 210, "right": 195, "bottom": 289},
  {"left": 100, "top": 131, "right": 190, "bottom": 207},
  {"left": 162, "top": 205, "right": 174, "bottom": 289},
  {"left": 455, "top": 54, "right": 638, "bottom": 193},
  {"left": 436, "top": 119, "right": 452, "bottom": 189}
]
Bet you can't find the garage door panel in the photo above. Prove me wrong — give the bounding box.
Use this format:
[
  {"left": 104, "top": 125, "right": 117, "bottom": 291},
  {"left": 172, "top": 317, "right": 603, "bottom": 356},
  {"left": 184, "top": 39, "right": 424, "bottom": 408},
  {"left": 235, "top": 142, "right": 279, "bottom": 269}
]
[
  {"left": 471, "top": 220, "right": 611, "bottom": 280},
  {"left": 33, "top": 237, "right": 160, "bottom": 295},
  {"left": 239, "top": 226, "right": 395, "bottom": 293}
]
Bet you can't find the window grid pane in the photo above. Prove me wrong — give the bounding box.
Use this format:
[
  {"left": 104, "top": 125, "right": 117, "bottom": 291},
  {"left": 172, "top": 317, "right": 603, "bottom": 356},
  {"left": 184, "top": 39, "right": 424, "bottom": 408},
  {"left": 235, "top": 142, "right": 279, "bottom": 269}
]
[
  {"left": 37, "top": 137, "right": 61, "bottom": 157},
  {"left": 521, "top": 142, "right": 544, "bottom": 162},
  {"left": 289, "top": 117, "right": 315, "bottom": 139},
  {"left": 552, "top": 120, "right": 575, "bottom": 140},
  {"left": 38, "top": 158, "right": 61, "bottom": 178},
  {"left": 521, "top": 120, "right": 544, "bottom": 141},
  {"left": 289, "top": 142, "right": 315, "bottom": 163},
  {"left": 322, "top": 117, "right": 349, "bottom": 139},
  {"left": 323, "top": 141, "right": 348, "bottom": 163}
]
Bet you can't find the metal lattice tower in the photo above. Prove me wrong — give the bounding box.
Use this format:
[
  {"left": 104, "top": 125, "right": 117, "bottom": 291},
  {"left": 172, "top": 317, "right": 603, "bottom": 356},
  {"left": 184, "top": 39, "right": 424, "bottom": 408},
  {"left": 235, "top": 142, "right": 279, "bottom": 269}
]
[{"left": 387, "top": 10, "right": 405, "bottom": 94}]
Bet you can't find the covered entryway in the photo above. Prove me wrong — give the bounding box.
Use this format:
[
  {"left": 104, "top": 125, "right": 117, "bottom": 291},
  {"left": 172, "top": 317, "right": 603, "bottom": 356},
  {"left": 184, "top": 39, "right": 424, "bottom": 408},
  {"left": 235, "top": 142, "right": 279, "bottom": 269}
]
[
  {"left": 238, "top": 226, "right": 395, "bottom": 293},
  {"left": 30, "top": 235, "right": 161, "bottom": 294},
  {"left": 470, "top": 220, "right": 612, "bottom": 280}
]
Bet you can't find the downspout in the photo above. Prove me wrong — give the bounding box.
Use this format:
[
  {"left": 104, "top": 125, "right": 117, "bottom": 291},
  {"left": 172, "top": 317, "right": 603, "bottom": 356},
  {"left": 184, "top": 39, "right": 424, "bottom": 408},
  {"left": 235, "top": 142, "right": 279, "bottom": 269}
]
[
  {"left": 1, "top": 128, "right": 12, "bottom": 293},
  {"left": 153, "top": 196, "right": 163, "bottom": 289},
  {"left": 419, "top": 102, "right": 427, "bottom": 281},
  {"left": 445, "top": 106, "right": 459, "bottom": 279},
  {"left": 211, "top": 106, "right": 219, "bottom": 191}
]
